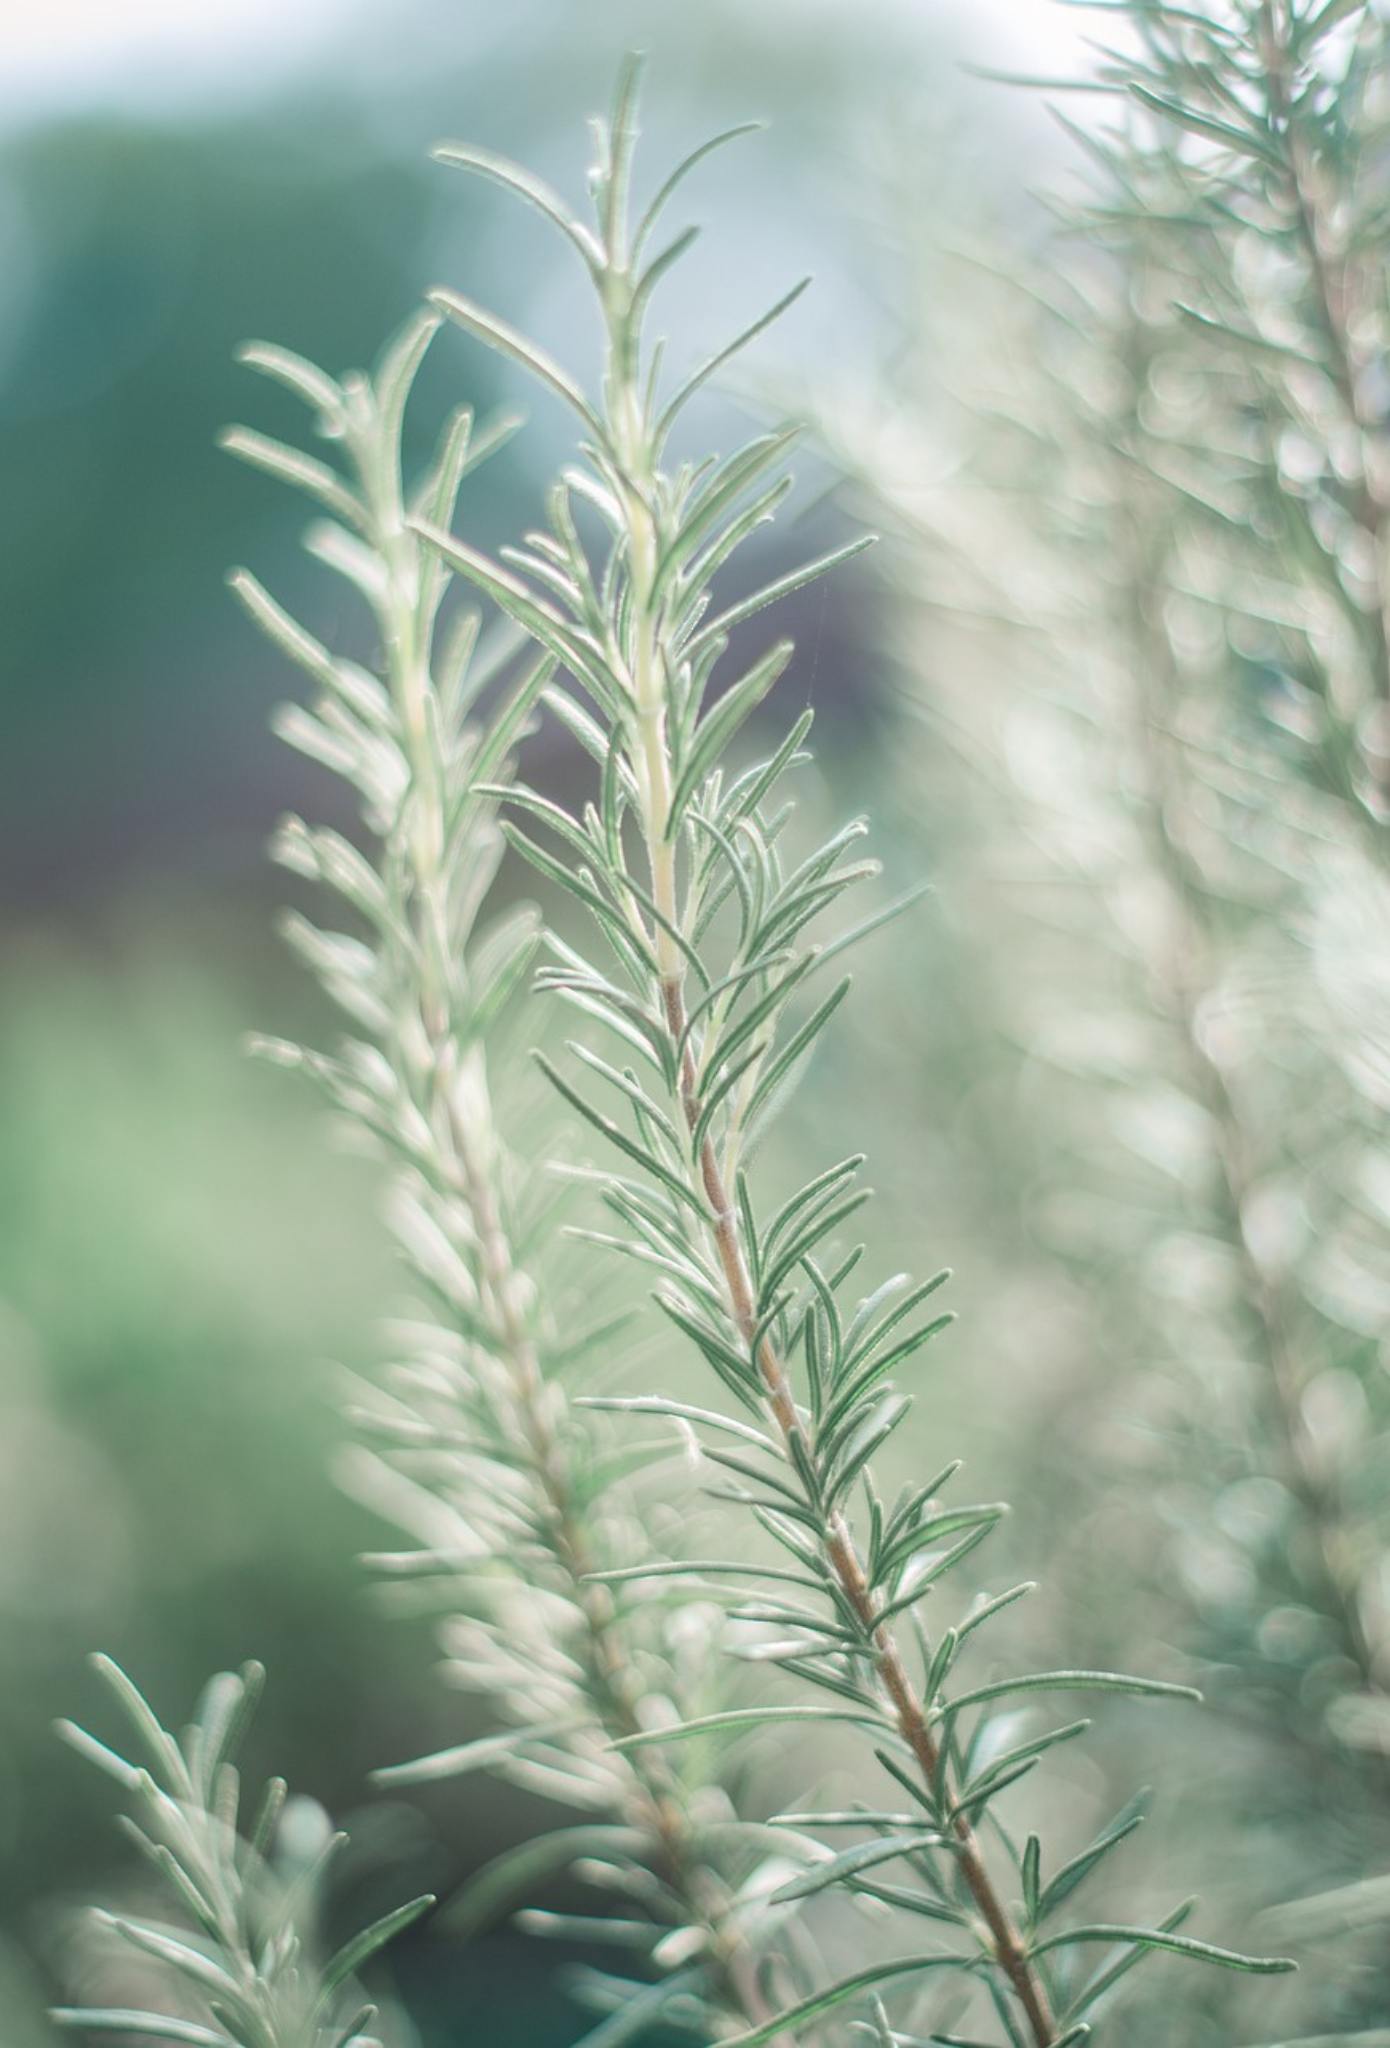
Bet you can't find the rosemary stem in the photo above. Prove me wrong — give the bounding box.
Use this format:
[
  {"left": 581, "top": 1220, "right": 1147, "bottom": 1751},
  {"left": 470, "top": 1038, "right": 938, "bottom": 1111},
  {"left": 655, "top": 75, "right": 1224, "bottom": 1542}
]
[
  {"left": 607, "top": 217, "right": 1059, "bottom": 2048},
  {"left": 377, "top": 452, "right": 779, "bottom": 2034},
  {"left": 652, "top": 962, "right": 1058, "bottom": 2047}
]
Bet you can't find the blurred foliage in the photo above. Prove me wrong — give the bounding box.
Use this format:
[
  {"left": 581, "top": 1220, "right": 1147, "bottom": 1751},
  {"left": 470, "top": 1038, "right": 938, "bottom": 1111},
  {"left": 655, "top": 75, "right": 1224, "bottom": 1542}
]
[
  {"left": 10, "top": 0, "right": 1390, "bottom": 2043},
  {"left": 828, "top": 3, "right": 1390, "bottom": 2037}
]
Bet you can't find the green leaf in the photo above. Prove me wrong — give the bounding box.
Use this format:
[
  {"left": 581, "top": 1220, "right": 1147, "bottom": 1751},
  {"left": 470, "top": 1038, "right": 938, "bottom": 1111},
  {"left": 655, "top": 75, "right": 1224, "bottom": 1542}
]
[
  {"left": 326, "top": 2006, "right": 379, "bottom": 2048},
  {"left": 746, "top": 976, "right": 852, "bottom": 1123},
  {"left": 373, "top": 1721, "right": 587, "bottom": 1786},
  {"left": 429, "top": 287, "right": 603, "bottom": 435},
  {"left": 763, "top": 1155, "right": 865, "bottom": 1258},
  {"left": 666, "top": 640, "right": 796, "bottom": 835},
  {"left": 227, "top": 570, "right": 341, "bottom": 695},
  {"left": 467, "top": 651, "right": 555, "bottom": 791},
  {"left": 607, "top": 1704, "right": 885, "bottom": 1753},
  {"left": 102, "top": 1918, "right": 242, "bottom": 2002},
  {"left": 941, "top": 1670, "right": 1200, "bottom": 1718},
  {"left": 721, "top": 1955, "right": 973, "bottom": 2047},
  {"left": 656, "top": 279, "right": 812, "bottom": 442},
  {"left": 54, "top": 1719, "right": 142, "bottom": 1791},
  {"left": 585, "top": 1557, "right": 822, "bottom": 1589},
  {"left": 1033, "top": 1923, "right": 1295, "bottom": 1974},
  {"left": 956, "top": 1582, "right": 1035, "bottom": 1644},
  {"left": 771, "top": 1828, "right": 944, "bottom": 1902},
  {"left": 867, "top": 1499, "right": 998, "bottom": 1589},
  {"left": 1022, "top": 1834, "right": 1041, "bottom": 1921},
  {"left": 52, "top": 2014, "right": 227, "bottom": 2047},
  {"left": 809, "top": 881, "right": 933, "bottom": 982},
  {"left": 631, "top": 226, "right": 702, "bottom": 327},
  {"left": 219, "top": 426, "right": 365, "bottom": 529},
  {"left": 234, "top": 339, "right": 343, "bottom": 419},
  {"left": 321, "top": 1894, "right": 436, "bottom": 1994},
  {"left": 432, "top": 142, "right": 604, "bottom": 269},
  {"left": 662, "top": 475, "right": 795, "bottom": 615},
  {"left": 718, "top": 704, "right": 814, "bottom": 830},
  {"left": 687, "top": 535, "right": 877, "bottom": 657},
  {"left": 578, "top": 1393, "right": 776, "bottom": 1450},
  {"left": 373, "top": 305, "right": 443, "bottom": 450},
  {"left": 248, "top": 1775, "right": 287, "bottom": 1858},
  {"left": 566, "top": 1053, "right": 684, "bottom": 1160},
  {"left": 535, "top": 1052, "right": 706, "bottom": 1217},
  {"left": 598, "top": 51, "right": 645, "bottom": 255},
  {"left": 952, "top": 1720, "right": 1090, "bottom": 1824},
  {"left": 503, "top": 825, "right": 649, "bottom": 963},
  {"left": 1039, "top": 1792, "right": 1148, "bottom": 1920},
  {"left": 1128, "top": 84, "right": 1283, "bottom": 168},
  {"left": 632, "top": 121, "right": 765, "bottom": 256},
  {"left": 189, "top": 1660, "right": 263, "bottom": 1797},
  {"left": 1064, "top": 1899, "right": 1195, "bottom": 2019},
  {"left": 647, "top": 1291, "right": 763, "bottom": 1409},
  {"left": 823, "top": 1311, "right": 955, "bottom": 1436},
  {"left": 88, "top": 1655, "right": 188, "bottom": 1788},
  {"left": 410, "top": 520, "right": 610, "bottom": 697},
  {"left": 567, "top": 1968, "right": 706, "bottom": 2048}
]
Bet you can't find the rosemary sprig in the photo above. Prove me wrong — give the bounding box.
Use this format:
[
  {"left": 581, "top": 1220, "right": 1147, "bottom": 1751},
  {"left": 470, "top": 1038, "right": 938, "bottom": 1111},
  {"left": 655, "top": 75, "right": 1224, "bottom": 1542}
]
[
  {"left": 415, "top": 56, "right": 1296, "bottom": 2046},
  {"left": 1048, "top": 0, "right": 1390, "bottom": 1791},
  {"left": 224, "top": 313, "right": 793, "bottom": 2038},
  {"left": 54, "top": 1656, "right": 432, "bottom": 2048}
]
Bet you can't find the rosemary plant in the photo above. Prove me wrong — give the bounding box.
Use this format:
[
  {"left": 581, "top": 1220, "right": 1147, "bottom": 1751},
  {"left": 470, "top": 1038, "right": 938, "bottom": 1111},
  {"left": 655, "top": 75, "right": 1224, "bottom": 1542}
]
[
  {"left": 821, "top": 3, "right": 1390, "bottom": 2026},
  {"left": 1090, "top": 0, "right": 1390, "bottom": 829},
  {"left": 1100, "top": 294, "right": 1390, "bottom": 1757},
  {"left": 972, "top": 0, "right": 1390, "bottom": 1809},
  {"left": 1030, "top": 1, "right": 1390, "bottom": 2012},
  {"left": 223, "top": 311, "right": 795, "bottom": 2040},
  {"left": 54, "top": 1655, "right": 431, "bottom": 2048},
  {"left": 407, "top": 59, "right": 1295, "bottom": 2045}
]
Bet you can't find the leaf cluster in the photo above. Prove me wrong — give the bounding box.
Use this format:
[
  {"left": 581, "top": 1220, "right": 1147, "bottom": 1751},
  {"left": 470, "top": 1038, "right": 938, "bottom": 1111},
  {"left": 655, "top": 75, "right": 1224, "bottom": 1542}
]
[
  {"left": 54, "top": 1656, "right": 432, "bottom": 2048},
  {"left": 1066, "top": 0, "right": 1390, "bottom": 824},
  {"left": 824, "top": 4, "right": 1390, "bottom": 2030}
]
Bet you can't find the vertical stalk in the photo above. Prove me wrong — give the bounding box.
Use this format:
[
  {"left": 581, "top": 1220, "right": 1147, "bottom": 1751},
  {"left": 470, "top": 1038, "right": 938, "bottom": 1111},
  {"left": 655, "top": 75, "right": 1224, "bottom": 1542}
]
[
  {"left": 357, "top": 410, "right": 783, "bottom": 2039},
  {"left": 600, "top": 272, "right": 1060, "bottom": 2048},
  {"left": 1118, "top": 484, "right": 1385, "bottom": 1712},
  {"left": 1258, "top": 0, "right": 1390, "bottom": 752}
]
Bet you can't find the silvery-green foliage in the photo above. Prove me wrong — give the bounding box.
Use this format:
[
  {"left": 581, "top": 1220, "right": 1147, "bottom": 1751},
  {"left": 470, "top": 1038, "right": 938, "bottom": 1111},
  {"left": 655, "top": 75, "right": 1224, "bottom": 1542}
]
[
  {"left": 53, "top": 1655, "right": 431, "bottom": 2048},
  {"left": 407, "top": 57, "right": 1294, "bottom": 2046},
  {"left": 1038, "top": 0, "right": 1390, "bottom": 1832},
  {"left": 223, "top": 309, "right": 797, "bottom": 2039},
  {"left": 905, "top": 211, "right": 1390, "bottom": 1780},
  {"left": 823, "top": 4, "right": 1390, "bottom": 2031},
  {"left": 1041, "top": 2, "right": 1390, "bottom": 2012},
  {"left": 1079, "top": 0, "right": 1390, "bottom": 826},
  {"left": 881, "top": 311, "right": 1386, "bottom": 2024}
]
